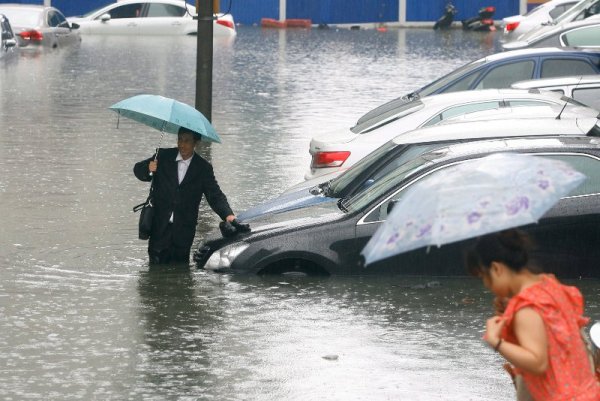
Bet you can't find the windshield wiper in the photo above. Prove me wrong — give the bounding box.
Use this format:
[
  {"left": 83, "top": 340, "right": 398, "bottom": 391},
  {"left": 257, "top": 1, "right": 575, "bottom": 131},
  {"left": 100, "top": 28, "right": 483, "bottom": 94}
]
[{"left": 337, "top": 197, "right": 349, "bottom": 212}]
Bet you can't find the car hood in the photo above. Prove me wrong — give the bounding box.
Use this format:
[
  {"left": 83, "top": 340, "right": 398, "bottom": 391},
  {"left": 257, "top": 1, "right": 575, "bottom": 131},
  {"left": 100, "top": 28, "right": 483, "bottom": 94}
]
[
  {"left": 236, "top": 188, "right": 336, "bottom": 221},
  {"left": 207, "top": 201, "right": 345, "bottom": 243}
]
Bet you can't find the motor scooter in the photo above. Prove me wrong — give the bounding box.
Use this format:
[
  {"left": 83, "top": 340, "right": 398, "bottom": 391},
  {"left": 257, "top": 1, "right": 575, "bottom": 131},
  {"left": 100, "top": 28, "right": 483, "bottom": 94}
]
[
  {"left": 461, "top": 6, "right": 496, "bottom": 31},
  {"left": 433, "top": 2, "right": 457, "bottom": 30}
]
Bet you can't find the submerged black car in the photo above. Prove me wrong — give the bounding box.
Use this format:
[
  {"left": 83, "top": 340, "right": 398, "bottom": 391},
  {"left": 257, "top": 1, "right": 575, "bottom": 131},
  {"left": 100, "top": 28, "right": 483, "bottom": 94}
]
[{"left": 194, "top": 136, "right": 600, "bottom": 277}]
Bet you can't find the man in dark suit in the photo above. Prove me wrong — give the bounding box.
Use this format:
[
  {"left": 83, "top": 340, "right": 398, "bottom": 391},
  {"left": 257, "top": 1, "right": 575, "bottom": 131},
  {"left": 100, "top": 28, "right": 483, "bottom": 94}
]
[{"left": 134, "top": 128, "right": 238, "bottom": 264}]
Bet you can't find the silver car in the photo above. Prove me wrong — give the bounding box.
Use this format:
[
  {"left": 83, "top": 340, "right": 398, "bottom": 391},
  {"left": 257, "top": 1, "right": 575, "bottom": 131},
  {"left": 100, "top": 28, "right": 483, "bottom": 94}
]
[
  {"left": 0, "top": 4, "right": 80, "bottom": 50},
  {"left": 503, "top": 17, "right": 600, "bottom": 50},
  {"left": 516, "top": 0, "right": 600, "bottom": 43}
]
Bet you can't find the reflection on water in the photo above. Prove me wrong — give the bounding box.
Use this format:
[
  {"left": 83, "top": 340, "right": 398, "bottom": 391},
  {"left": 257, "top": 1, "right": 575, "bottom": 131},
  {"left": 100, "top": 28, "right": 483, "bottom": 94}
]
[{"left": 0, "top": 27, "right": 596, "bottom": 399}]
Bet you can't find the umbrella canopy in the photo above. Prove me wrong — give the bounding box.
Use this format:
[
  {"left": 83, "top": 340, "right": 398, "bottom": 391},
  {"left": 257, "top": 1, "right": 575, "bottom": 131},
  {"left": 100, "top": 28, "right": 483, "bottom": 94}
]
[
  {"left": 361, "top": 153, "right": 586, "bottom": 266},
  {"left": 109, "top": 94, "right": 221, "bottom": 143}
]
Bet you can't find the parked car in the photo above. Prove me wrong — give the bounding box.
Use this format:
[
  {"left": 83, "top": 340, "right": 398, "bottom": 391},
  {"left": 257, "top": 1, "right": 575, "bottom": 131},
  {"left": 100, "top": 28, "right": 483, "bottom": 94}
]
[
  {"left": 236, "top": 116, "right": 600, "bottom": 221},
  {"left": 0, "top": 13, "right": 17, "bottom": 58},
  {"left": 0, "top": 4, "right": 80, "bottom": 49},
  {"left": 502, "top": 0, "right": 579, "bottom": 41},
  {"left": 516, "top": 0, "right": 600, "bottom": 43},
  {"left": 373, "top": 48, "right": 600, "bottom": 118},
  {"left": 195, "top": 135, "right": 600, "bottom": 277},
  {"left": 68, "top": 0, "right": 236, "bottom": 36},
  {"left": 512, "top": 75, "right": 600, "bottom": 110},
  {"left": 503, "top": 18, "right": 600, "bottom": 50},
  {"left": 306, "top": 88, "right": 596, "bottom": 180}
]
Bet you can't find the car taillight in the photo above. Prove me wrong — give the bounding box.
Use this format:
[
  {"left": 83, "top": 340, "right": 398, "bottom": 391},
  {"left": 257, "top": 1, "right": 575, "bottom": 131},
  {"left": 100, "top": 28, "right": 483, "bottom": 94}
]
[
  {"left": 505, "top": 21, "right": 519, "bottom": 32},
  {"left": 216, "top": 19, "right": 234, "bottom": 29},
  {"left": 311, "top": 151, "right": 351, "bottom": 168},
  {"left": 19, "top": 30, "right": 43, "bottom": 41}
]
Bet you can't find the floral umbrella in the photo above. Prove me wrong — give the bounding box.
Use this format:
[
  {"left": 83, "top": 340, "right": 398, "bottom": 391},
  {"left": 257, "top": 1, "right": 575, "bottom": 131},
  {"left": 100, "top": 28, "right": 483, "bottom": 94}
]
[{"left": 361, "top": 152, "right": 586, "bottom": 266}]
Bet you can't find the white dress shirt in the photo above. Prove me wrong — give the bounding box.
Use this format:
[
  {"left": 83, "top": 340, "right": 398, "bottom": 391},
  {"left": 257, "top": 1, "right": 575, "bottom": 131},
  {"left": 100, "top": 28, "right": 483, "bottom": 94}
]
[{"left": 170, "top": 152, "right": 193, "bottom": 223}]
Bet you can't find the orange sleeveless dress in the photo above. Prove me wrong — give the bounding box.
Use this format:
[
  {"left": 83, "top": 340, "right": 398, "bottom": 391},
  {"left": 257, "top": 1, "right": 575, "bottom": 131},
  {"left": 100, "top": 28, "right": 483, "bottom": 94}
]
[{"left": 502, "top": 275, "right": 600, "bottom": 401}]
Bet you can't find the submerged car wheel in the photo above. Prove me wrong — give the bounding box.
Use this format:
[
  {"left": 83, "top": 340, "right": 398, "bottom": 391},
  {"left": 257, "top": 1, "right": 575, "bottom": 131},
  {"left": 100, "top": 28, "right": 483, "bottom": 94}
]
[{"left": 258, "top": 259, "right": 330, "bottom": 276}]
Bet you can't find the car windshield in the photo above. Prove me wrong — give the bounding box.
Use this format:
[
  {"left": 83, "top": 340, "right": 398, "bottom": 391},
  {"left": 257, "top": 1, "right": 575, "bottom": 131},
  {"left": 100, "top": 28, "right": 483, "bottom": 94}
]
[
  {"left": 343, "top": 154, "right": 437, "bottom": 212},
  {"left": 0, "top": 8, "right": 42, "bottom": 26},
  {"left": 351, "top": 99, "right": 425, "bottom": 134},
  {"left": 417, "top": 59, "right": 486, "bottom": 97},
  {"left": 554, "top": 0, "right": 598, "bottom": 24},
  {"left": 328, "top": 141, "right": 447, "bottom": 199}
]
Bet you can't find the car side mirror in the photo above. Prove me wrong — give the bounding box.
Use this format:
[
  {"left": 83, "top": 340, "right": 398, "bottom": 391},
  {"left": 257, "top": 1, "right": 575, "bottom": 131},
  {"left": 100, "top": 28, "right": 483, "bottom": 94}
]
[
  {"left": 387, "top": 199, "right": 398, "bottom": 215},
  {"left": 100, "top": 13, "right": 111, "bottom": 22},
  {"left": 70, "top": 22, "right": 80, "bottom": 30}
]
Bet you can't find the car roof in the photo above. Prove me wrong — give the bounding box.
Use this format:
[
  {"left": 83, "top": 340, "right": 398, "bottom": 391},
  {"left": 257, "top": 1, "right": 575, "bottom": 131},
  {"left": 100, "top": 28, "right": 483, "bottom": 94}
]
[
  {"left": 512, "top": 74, "right": 600, "bottom": 88},
  {"left": 417, "top": 88, "right": 566, "bottom": 106},
  {"left": 392, "top": 117, "right": 598, "bottom": 145},
  {"left": 353, "top": 89, "right": 578, "bottom": 132},
  {"left": 420, "top": 135, "right": 600, "bottom": 166},
  {"left": 354, "top": 89, "right": 569, "bottom": 130},
  {"left": 484, "top": 46, "right": 600, "bottom": 62}
]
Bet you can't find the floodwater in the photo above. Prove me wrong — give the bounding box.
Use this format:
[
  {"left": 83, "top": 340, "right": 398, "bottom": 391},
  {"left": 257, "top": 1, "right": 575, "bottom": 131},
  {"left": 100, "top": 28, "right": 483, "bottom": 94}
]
[{"left": 0, "top": 27, "right": 598, "bottom": 400}]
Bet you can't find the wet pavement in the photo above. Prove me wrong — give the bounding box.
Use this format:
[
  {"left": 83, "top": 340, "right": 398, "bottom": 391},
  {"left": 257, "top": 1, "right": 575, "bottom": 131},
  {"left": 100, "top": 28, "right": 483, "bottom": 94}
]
[{"left": 0, "top": 26, "right": 598, "bottom": 399}]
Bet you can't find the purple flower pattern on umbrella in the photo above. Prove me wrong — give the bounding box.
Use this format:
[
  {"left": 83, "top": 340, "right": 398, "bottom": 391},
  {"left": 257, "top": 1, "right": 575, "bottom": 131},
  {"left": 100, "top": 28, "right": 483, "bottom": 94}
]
[
  {"left": 467, "top": 211, "right": 482, "bottom": 224},
  {"left": 505, "top": 196, "right": 529, "bottom": 216},
  {"left": 417, "top": 224, "right": 432, "bottom": 238},
  {"left": 538, "top": 179, "right": 550, "bottom": 190}
]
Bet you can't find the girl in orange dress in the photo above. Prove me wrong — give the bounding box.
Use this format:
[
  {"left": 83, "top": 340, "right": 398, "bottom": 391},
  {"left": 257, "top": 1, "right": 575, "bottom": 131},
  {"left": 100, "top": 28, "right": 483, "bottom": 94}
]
[{"left": 466, "top": 229, "right": 600, "bottom": 401}]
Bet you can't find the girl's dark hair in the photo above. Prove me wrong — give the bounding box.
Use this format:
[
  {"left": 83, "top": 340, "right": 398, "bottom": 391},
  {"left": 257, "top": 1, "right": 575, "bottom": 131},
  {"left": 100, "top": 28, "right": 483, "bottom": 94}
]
[{"left": 466, "top": 229, "right": 533, "bottom": 276}]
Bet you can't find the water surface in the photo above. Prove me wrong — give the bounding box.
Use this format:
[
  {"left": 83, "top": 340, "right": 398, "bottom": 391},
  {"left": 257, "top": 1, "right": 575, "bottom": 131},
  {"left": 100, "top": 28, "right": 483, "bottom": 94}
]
[{"left": 1, "top": 27, "right": 596, "bottom": 400}]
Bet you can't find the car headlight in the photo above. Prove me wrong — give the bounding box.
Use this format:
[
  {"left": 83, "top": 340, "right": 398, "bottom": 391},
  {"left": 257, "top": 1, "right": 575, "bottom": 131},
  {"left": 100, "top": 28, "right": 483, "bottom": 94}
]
[{"left": 204, "top": 242, "right": 250, "bottom": 271}]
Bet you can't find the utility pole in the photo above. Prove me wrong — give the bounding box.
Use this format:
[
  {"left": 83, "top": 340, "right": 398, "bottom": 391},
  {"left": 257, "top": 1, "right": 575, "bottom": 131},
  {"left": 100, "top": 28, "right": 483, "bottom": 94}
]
[{"left": 195, "top": 0, "right": 214, "bottom": 121}]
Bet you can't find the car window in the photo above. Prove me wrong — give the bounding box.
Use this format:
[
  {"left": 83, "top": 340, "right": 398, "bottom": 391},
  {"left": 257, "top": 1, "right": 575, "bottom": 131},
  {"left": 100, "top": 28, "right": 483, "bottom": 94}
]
[
  {"left": 146, "top": 3, "right": 187, "bottom": 17},
  {"left": 541, "top": 59, "right": 597, "bottom": 78},
  {"left": 545, "top": 154, "right": 600, "bottom": 196},
  {"left": 104, "top": 3, "right": 144, "bottom": 19},
  {"left": 422, "top": 101, "right": 501, "bottom": 127},
  {"left": 561, "top": 25, "right": 600, "bottom": 47},
  {"left": 344, "top": 156, "right": 437, "bottom": 214},
  {"left": 505, "top": 100, "right": 552, "bottom": 107},
  {"left": 441, "top": 71, "right": 482, "bottom": 93},
  {"left": 549, "top": 4, "right": 576, "bottom": 19},
  {"left": 554, "top": 0, "right": 600, "bottom": 24},
  {"left": 328, "top": 142, "right": 442, "bottom": 198},
  {"left": 361, "top": 160, "right": 449, "bottom": 223},
  {"left": 417, "top": 59, "right": 485, "bottom": 97},
  {"left": 47, "top": 10, "right": 66, "bottom": 27},
  {"left": 572, "top": 87, "right": 600, "bottom": 109},
  {"left": 475, "top": 61, "right": 535, "bottom": 89}
]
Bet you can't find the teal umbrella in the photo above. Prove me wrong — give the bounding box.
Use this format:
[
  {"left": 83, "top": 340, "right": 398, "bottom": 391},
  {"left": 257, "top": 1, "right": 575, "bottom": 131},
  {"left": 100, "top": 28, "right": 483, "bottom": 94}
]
[{"left": 109, "top": 94, "right": 221, "bottom": 143}]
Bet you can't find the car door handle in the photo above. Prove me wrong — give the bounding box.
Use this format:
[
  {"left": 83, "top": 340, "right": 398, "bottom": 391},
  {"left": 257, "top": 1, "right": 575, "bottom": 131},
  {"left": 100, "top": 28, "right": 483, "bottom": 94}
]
[
  {"left": 127, "top": 22, "right": 137, "bottom": 27},
  {"left": 171, "top": 22, "right": 181, "bottom": 26}
]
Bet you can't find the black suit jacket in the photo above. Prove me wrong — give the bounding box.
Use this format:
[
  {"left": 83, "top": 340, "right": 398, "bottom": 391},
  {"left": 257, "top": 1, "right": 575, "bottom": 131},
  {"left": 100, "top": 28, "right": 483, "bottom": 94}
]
[{"left": 134, "top": 147, "right": 233, "bottom": 251}]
